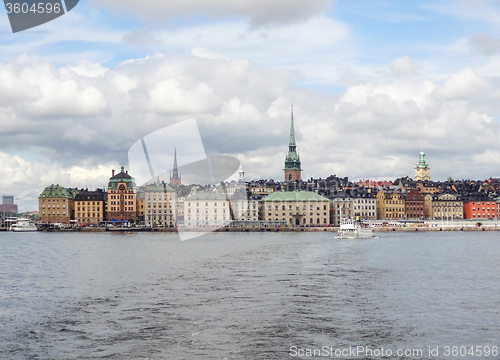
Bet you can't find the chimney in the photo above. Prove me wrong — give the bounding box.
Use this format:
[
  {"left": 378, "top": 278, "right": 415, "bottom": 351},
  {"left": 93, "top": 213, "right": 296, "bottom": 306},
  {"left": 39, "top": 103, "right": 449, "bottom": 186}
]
[{"left": 112, "top": 169, "right": 115, "bottom": 176}]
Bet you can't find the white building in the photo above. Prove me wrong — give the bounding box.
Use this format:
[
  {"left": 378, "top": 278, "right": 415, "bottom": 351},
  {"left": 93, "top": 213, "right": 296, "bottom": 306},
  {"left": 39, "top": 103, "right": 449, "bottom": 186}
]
[
  {"left": 352, "top": 195, "right": 377, "bottom": 221},
  {"left": 185, "top": 191, "right": 231, "bottom": 227}
]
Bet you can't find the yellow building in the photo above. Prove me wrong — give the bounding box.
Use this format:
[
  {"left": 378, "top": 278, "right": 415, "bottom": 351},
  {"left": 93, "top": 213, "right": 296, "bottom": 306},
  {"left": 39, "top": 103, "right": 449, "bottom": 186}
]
[
  {"left": 136, "top": 197, "right": 145, "bottom": 218},
  {"left": 261, "top": 190, "right": 330, "bottom": 226},
  {"left": 74, "top": 189, "right": 106, "bottom": 225},
  {"left": 376, "top": 190, "right": 405, "bottom": 220},
  {"left": 39, "top": 184, "right": 76, "bottom": 224},
  {"left": 425, "top": 193, "right": 463, "bottom": 220}
]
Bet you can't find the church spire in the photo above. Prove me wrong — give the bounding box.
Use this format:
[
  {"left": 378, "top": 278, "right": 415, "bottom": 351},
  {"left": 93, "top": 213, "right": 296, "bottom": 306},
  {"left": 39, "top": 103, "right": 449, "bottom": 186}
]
[
  {"left": 170, "top": 147, "right": 182, "bottom": 185},
  {"left": 284, "top": 105, "right": 302, "bottom": 181},
  {"left": 289, "top": 105, "right": 296, "bottom": 147},
  {"left": 172, "top": 148, "right": 179, "bottom": 178}
]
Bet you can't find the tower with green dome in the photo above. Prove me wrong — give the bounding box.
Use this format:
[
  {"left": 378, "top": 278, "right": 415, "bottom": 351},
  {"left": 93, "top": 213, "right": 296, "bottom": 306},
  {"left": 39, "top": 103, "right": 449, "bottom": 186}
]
[
  {"left": 414, "top": 150, "right": 430, "bottom": 181},
  {"left": 284, "top": 106, "right": 302, "bottom": 181}
]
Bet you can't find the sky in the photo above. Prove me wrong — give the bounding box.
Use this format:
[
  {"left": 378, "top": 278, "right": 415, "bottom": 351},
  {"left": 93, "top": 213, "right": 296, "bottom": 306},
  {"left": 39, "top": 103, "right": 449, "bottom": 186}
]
[{"left": 2, "top": 0, "right": 500, "bottom": 211}]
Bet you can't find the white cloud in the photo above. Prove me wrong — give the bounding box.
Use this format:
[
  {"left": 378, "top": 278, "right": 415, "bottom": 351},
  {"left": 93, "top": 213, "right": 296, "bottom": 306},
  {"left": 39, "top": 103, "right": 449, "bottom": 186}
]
[
  {"left": 433, "top": 67, "right": 489, "bottom": 100},
  {"left": 389, "top": 56, "right": 421, "bottom": 76},
  {"left": 91, "top": 0, "right": 332, "bottom": 27},
  {"left": 192, "top": 47, "right": 230, "bottom": 61},
  {"left": 66, "top": 60, "right": 110, "bottom": 78},
  {"left": 2, "top": 53, "right": 500, "bottom": 211},
  {"left": 0, "top": 151, "right": 118, "bottom": 212},
  {"left": 0, "top": 55, "right": 109, "bottom": 119},
  {"left": 147, "top": 78, "right": 220, "bottom": 114}
]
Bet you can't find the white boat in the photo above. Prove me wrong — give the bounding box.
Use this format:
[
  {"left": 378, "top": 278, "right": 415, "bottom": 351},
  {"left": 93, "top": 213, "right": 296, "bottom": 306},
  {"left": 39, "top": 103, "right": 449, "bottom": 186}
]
[
  {"left": 10, "top": 218, "right": 38, "bottom": 232},
  {"left": 338, "top": 218, "right": 374, "bottom": 239}
]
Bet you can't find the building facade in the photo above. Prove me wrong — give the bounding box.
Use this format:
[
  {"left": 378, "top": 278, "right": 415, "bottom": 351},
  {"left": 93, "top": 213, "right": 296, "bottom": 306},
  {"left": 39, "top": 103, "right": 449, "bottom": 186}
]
[
  {"left": 0, "top": 204, "right": 18, "bottom": 214},
  {"left": 430, "top": 193, "right": 463, "bottom": 220},
  {"left": 352, "top": 194, "right": 377, "bottom": 221},
  {"left": 376, "top": 190, "right": 405, "bottom": 220},
  {"left": 261, "top": 191, "right": 330, "bottom": 226},
  {"left": 74, "top": 188, "right": 107, "bottom": 225},
  {"left": 107, "top": 166, "right": 137, "bottom": 223},
  {"left": 405, "top": 188, "right": 425, "bottom": 219},
  {"left": 329, "top": 194, "right": 354, "bottom": 226},
  {"left": 230, "top": 188, "right": 260, "bottom": 221},
  {"left": 185, "top": 192, "right": 231, "bottom": 227},
  {"left": 284, "top": 107, "right": 302, "bottom": 182},
  {"left": 463, "top": 193, "right": 497, "bottom": 220},
  {"left": 2, "top": 195, "right": 14, "bottom": 205},
  {"left": 144, "top": 182, "right": 177, "bottom": 227},
  {"left": 39, "top": 184, "right": 76, "bottom": 224}
]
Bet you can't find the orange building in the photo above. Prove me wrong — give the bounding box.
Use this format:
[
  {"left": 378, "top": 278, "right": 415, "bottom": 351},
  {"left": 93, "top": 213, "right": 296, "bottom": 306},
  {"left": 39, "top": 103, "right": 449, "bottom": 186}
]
[{"left": 463, "top": 194, "right": 497, "bottom": 220}]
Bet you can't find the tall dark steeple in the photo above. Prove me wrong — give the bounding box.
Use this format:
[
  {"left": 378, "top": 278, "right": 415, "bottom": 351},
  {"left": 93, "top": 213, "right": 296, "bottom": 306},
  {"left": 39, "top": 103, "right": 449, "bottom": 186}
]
[
  {"left": 170, "top": 148, "right": 182, "bottom": 186},
  {"left": 284, "top": 105, "right": 302, "bottom": 181}
]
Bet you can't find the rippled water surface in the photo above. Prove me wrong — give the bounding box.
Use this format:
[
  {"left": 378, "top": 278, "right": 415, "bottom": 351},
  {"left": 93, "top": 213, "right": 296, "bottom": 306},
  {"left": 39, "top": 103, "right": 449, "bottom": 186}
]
[{"left": 0, "top": 231, "right": 499, "bottom": 359}]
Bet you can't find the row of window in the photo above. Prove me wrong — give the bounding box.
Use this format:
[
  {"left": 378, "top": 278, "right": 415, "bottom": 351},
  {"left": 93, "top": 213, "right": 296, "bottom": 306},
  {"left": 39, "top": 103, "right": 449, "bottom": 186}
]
[
  {"left": 42, "top": 211, "right": 66, "bottom": 216},
  {"left": 354, "top": 205, "right": 375, "bottom": 210},
  {"left": 110, "top": 195, "right": 134, "bottom": 199},
  {"left": 188, "top": 209, "right": 226, "bottom": 214},
  {"left": 147, "top": 210, "right": 174, "bottom": 214},
  {"left": 148, "top": 204, "right": 172, "bottom": 208},
  {"left": 267, "top": 218, "right": 328, "bottom": 224},
  {"left": 77, "top": 207, "right": 100, "bottom": 212},
  {"left": 146, "top": 215, "right": 174, "bottom": 220},
  {"left": 187, "top": 216, "right": 227, "bottom": 221},
  {"left": 76, "top": 213, "right": 99, "bottom": 218},
  {"left": 268, "top": 212, "right": 327, "bottom": 216},
  {"left": 147, "top": 196, "right": 173, "bottom": 201},
  {"left": 187, "top": 202, "right": 227, "bottom": 207},
  {"left": 42, "top": 204, "right": 66, "bottom": 209},
  {"left": 109, "top": 207, "right": 134, "bottom": 211},
  {"left": 268, "top": 204, "right": 327, "bottom": 211},
  {"left": 109, "top": 201, "right": 134, "bottom": 206}
]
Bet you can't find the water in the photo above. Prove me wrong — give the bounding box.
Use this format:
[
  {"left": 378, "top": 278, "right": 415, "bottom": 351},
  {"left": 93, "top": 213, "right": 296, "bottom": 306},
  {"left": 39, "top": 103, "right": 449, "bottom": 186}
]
[{"left": 0, "top": 231, "right": 499, "bottom": 359}]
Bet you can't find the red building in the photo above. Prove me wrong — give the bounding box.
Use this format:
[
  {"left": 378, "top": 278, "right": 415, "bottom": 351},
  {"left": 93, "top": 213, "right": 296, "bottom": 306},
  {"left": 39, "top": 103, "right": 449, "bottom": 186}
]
[
  {"left": 463, "top": 194, "right": 497, "bottom": 220},
  {"left": 405, "top": 189, "right": 425, "bottom": 219},
  {"left": 0, "top": 204, "right": 18, "bottom": 213},
  {"left": 107, "top": 167, "right": 137, "bottom": 223}
]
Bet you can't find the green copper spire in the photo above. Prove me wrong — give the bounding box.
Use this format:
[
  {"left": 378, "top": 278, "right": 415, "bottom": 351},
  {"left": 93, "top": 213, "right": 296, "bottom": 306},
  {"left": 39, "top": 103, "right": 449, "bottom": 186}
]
[
  {"left": 284, "top": 106, "right": 301, "bottom": 170},
  {"left": 289, "top": 105, "right": 296, "bottom": 146},
  {"left": 416, "top": 149, "right": 429, "bottom": 169}
]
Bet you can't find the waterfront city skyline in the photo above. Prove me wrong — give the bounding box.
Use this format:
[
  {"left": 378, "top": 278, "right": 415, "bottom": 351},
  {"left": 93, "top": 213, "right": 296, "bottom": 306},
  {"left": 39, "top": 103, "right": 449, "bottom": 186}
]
[{"left": 2, "top": 1, "right": 500, "bottom": 212}]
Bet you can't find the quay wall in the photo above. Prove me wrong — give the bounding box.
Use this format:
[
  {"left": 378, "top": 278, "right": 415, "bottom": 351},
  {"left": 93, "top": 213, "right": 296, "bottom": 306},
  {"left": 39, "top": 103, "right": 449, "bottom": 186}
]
[{"left": 37, "top": 225, "right": 500, "bottom": 233}]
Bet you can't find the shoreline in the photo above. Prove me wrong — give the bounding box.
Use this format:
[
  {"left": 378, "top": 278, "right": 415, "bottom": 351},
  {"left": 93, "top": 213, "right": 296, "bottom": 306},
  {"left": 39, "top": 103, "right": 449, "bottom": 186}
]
[{"left": 30, "top": 225, "right": 500, "bottom": 233}]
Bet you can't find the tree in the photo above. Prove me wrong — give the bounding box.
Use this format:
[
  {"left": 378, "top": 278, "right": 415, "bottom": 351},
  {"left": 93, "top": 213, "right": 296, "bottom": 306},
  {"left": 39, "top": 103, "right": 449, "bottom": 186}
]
[{"left": 447, "top": 176, "right": 453, "bottom": 182}]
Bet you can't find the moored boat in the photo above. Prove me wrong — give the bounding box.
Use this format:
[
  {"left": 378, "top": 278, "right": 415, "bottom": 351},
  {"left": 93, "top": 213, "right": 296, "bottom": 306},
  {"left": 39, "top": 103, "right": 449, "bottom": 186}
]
[
  {"left": 338, "top": 218, "right": 374, "bottom": 239},
  {"left": 10, "top": 218, "right": 38, "bottom": 232}
]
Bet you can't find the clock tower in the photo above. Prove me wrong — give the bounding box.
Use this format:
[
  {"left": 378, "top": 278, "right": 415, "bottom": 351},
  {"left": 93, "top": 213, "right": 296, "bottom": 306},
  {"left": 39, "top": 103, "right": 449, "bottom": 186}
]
[
  {"left": 284, "top": 106, "right": 302, "bottom": 181},
  {"left": 414, "top": 150, "right": 430, "bottom": 181}
]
